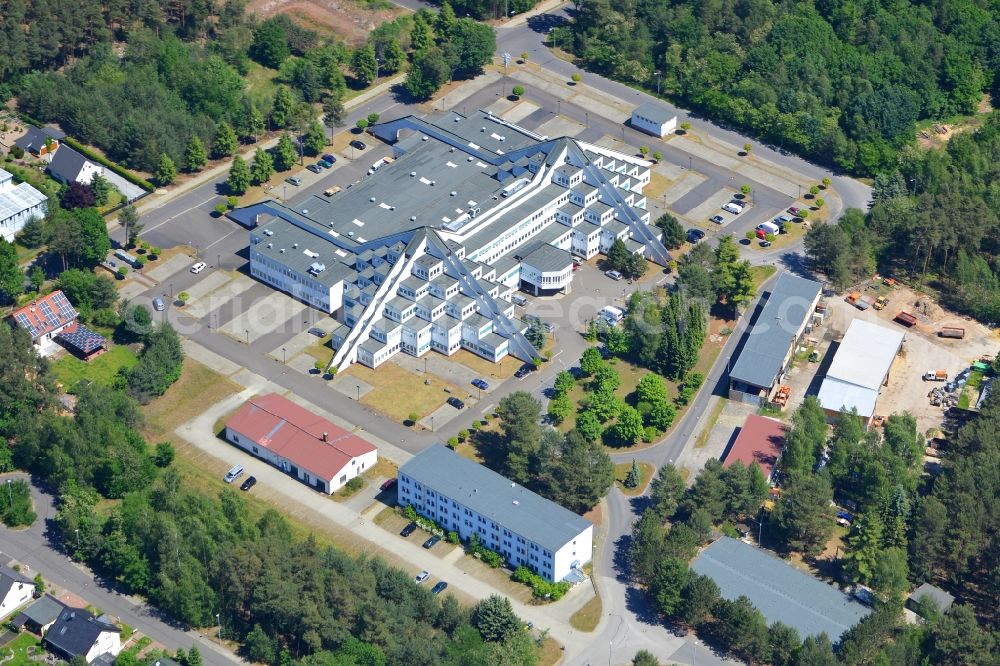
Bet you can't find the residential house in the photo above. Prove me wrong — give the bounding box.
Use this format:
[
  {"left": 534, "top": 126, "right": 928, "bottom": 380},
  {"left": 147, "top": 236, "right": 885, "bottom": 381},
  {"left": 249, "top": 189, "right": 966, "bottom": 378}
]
[
  {"left": 0, "top": 565, "right": 33, "bottom": 621},
  {"left": 12, "top": 594, "right": 67, "bottom": 635},
  {"left": 13, "top": 126, "right": 64, "bottom": 158},
  {"left": 47, "top": 145, "right": 101, "bottom": 186},
  {"left": 906, "top": 582, "right": 954, "bottom": 618},
  {"left": 8, "top": 290, "right": 80, "bottom": 357},
  {"left": 44, "top": 608, "right": 121, "bottom": 665}
]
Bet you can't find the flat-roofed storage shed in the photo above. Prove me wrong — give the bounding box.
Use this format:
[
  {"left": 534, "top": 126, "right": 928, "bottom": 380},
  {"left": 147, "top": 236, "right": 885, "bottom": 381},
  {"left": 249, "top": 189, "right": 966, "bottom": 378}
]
[
  {"left": 817, "top": 319, "right": 904, "bottom": 424},
  {"left": 691, "top": 537, "right": 870, "bottom": 642},
  {"left": 630, "top": 102, "right": 677, "bottom": 137},
  {"left": 728, "top": 273, "right": 822, "bottom": 406}
]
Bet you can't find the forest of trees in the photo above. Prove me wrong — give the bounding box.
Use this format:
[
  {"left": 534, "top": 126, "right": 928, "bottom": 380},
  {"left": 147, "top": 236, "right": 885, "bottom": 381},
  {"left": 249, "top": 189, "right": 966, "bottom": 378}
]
[
  {"left": 806, "top": 111, "right": 1000, "bottom": 323},
  {"left": 627, "top": 393, "right": 1000, "bottom": 663},
  {"left": 0, "top": 325, "right": 538, "bottom": 665},
  {"left": 563, "top": 0, "right": 1000, "bottom": 174}
]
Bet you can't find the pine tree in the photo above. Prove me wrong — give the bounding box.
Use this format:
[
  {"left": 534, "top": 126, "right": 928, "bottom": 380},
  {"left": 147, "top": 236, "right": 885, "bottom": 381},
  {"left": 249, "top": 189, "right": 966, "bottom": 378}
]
[
  {"left": 184, "top": 136, "right": 207, "bottom": 172},
  {"left": 226, "top": 156, "right": 251, "bottom": 195},
  {"left": 213, "top": 122, "right": 238, "bottom": 158},
  {"left": 271, "top": 86, "right": 295, "bottom": 129},
  {"left": 411, "top": 13, "right": 433, "bottom": 53},
  {"left": 273, "top": 133, "right": 297, "bottom": 172},
  {"left": 624, "top": 459, "right": 640, "bottom": 488},
  {"left": 323, "top": 95, "right": 347, "bottom": 129},
  {"left": 154, "top": 153, "right": 177, "bottom": 186},
  {"left": 304, "top": 121, "right": 327, "bottom": 155},
  {"left": 350, "top": 44, "right": 378, "bottom": 85},
  {"left": 436, "top": 2, "right": 457, "bottom": 39},
  {"left": 250, "top": 148, "right": 274, "bottom": 185}
]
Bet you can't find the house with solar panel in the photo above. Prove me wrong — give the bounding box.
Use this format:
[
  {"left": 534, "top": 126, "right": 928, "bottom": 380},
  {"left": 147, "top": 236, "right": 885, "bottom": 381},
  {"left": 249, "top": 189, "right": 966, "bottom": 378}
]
[
  {"left": 8, "top": 290, "right": 80, "bottom": 357},
  {"left": 0, "top": 168, "right": 47, "bottom": 243}
]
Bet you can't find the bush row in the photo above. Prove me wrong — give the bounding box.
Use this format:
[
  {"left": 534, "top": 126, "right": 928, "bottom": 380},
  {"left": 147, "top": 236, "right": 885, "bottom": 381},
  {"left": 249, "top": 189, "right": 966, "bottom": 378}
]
[{"left": 61, "top": 136, "right": 155, "bottom": 192}]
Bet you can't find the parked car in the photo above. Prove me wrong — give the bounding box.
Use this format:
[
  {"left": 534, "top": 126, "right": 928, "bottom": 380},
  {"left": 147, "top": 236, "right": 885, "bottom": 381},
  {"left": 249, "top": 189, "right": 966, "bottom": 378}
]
[
  {"left": 307, "top": 327, "right": 327, "bottom": 337},
  {"left": 605, "top": 269, "right": 623, "bottom": 280},
  {"left": 317, "top": 160, "right": 333, "bottom": 169},
  {"left": 239, "top": 476, "right": 257, "bottom": 491},
  {"left": 286, "top": 176, "right": 302, "bottom": 186},
  {"left": 471, "top": 378, "right": 489, "bottom": 390},
  {"left": 710, "top": 215, "right": 725, "bottom": 224},
  {"left": 380, "top": 478, "right": 397, "bottom": 492},
  {"left": 223, "top": 464, "right": 244, "bottom": 483},
  {"left": 306, "top": 163, "right": 322, "bottom": 174},
  {"left": 400, "top": 522, "right": 417, "bottom": 537},
  {"left": 722, "top": 202, "right": 743, "bottom": 214},
  {"left": 431, "top": 581, "right": 448, "bottom": 595},
  {"left": 152, "top": 297, "right": 165, "bottom": 311},
  {"left": 324, "top": 186, "right": 342, "bottom": 197},
  {"left": 447, "top": 397, "right": 465, "bottom": 409},
  {"left": 514, "top": 364, "right": 534, "bottom": 378},
  {"left": 759, "top": 240, "right": 772, "bottom": 248},
  {"left": 572, "top": 255, "right": 584, "bottom": 266},
  {"left": 788, "top": 206, "right": 800, "bottom": 215},
  {"left": 544, "top": 322, "right": 555, "bottom": 333},
  {"left": 687, "top": 229, "right": 705, "bottom": 242},
  {"left": 190, "top": 261, "right": 207, "bottom": 274},
  {"left": 322, "top": 154, "right": 338, "bottom": 164},
  {"left": 423, "top": 535, "right": 441, "bottom": 549},
  {"left": 350, "top": 140, "right": 367, "bottom": 150},
  {"left": 415, "top": 571, "right": 430, "bottom": 584}
]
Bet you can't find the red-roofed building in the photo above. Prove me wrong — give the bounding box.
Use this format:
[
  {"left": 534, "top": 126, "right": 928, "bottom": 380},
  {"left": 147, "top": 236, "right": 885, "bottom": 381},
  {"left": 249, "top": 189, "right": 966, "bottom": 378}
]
[
  {"left": 224, "top": 393, "right": 378, "bottom": 493},
  {"left": 723, "top": 414, "right": 785, "bottom": 482},
  {"left": 8, "top": 290, "right": 79, "bottom": 357}
]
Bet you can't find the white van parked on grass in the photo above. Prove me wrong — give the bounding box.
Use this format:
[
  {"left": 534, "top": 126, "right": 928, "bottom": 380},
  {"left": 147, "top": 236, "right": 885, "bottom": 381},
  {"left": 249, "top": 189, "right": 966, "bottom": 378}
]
[{"left": 224, "top": 464, "right": 244, "bottom": 483}]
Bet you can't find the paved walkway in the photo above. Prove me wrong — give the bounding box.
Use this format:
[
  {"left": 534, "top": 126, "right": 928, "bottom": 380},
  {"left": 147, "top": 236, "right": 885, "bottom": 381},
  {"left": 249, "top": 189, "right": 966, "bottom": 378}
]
[{"left": 173, "top": 387, "right": 600, "bottom": 662}]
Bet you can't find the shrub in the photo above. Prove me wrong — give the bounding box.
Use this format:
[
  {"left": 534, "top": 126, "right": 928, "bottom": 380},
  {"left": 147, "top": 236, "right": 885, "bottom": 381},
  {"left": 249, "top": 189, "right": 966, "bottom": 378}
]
[
  {"left": 639, "top": 146, "right": 649, "bottom": 156},
  {"left": 61, "top": 136, "right": 154, "bottom": 191},
  {"left": 177, "top": 291, "right": 189, "bottom": 303},
  {"left": 652, "top": 151, "right": 662, "bottom": 161},
  {"left": 447, "top": 531, "right": 460, "bottom": 544},
  {"left": 458, "top": 429, "right": 470, "bottom": 442},
  {"left": 512, "top": 566, "right": 570, "bottom": 600},
  {"left": 511, "top": 85, "right": 525, "bottom": 98},
  {"left": 403, "top": 505, "right": 418, "bottom": 521},
  {"left": 407, "top": 412, "right": 419, "bottom": 426},
  {"left": 344, "top": 477, "right": 364, "bottom": 492},
  {"left": 226, "top": 196, "right": 238, "bottom": 208},
  {"left": 214, "top": 203, "right": 228, "bottom": 216},
  {"left": 571, "top": 73, "right": 582, "bottom": 83},
  {"left": 117, "top": 267, "right": 128, "bottom": 278},
  {"left": 367, "top": 113, "right": 380, "bottom": 125},
  {"left": 356, "top": 119, "right": 369, "bottom": 130},
  {"left": 446, "top": 437, "right": 459, "bottom": 449}
]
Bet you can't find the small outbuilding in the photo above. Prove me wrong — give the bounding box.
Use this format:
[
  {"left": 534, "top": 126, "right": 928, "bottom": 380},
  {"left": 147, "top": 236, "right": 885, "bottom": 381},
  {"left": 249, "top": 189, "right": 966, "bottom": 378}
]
[
  {"left": 57, "top": 323, "right": 108, "bottom": 360},
  {"left": 906, "top": 583, "right": 954, "bottom": 617},
  {"left": 630, "top": 102, "right": 677, "bottom": 138},
  {"left": 12, "top": 594, "right": 67, "bottom": 635},
  {"left": 722, "top": 414, "right": 785, "bottom": 482}
]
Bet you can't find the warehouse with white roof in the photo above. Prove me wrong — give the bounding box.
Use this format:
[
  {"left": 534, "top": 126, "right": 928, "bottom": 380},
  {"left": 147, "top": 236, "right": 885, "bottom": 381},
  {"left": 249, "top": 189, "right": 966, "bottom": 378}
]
[{"left": 817, "top": 318, "right": 905, "bottom": 424}]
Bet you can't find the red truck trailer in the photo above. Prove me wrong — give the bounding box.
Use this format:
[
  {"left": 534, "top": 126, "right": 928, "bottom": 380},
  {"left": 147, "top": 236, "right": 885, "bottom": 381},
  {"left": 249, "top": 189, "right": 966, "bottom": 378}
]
[{"left": 894, "top": 311, "right": 917, "bottom": 327}]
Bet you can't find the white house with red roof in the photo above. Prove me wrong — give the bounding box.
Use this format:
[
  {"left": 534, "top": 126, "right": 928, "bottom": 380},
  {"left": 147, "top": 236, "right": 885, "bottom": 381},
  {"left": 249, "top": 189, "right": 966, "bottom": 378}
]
[
  {"left": 8, "top": 290, "right": 79, "bottom": 357},
  {"left": 224, "top": 393, "right": 378, "bottom": 493}
]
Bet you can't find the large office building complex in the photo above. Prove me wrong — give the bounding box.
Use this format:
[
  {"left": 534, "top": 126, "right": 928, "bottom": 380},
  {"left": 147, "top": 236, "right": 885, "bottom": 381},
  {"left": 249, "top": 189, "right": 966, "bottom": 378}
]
[
  {"left": 398, "top": 445, "right": 593, "bottom": 583},
  {"left": 235, "top": 110, "right": 668, "bottom": 372}
]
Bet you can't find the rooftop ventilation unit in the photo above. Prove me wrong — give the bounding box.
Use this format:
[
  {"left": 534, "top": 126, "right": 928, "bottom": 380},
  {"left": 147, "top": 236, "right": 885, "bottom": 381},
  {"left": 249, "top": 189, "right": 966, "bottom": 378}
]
[
  {"left": 301, "top": 209, "right": 308, "bottom": 214},
  {"left": 481, "top": 127, "right": 486, "bottom": 132},
  {"left": 410, "top": 216, "right": 417, "bottom": 221},
  {"left": 469, "top": 207, "right": 480, "bottom": 218},
  {"left": 450, "top": 191, "right": 457, "bottom": 196},
  {"left": 348, "top": 231, "right": 355, "bottom": 237},
  {"left": 370, "top": 196, "right": 376, "bottom": 202},
  {"left": 454, "top": 117, "right": 461, "bottom": 122},
  {"left": 308, "top": 262, "right": 326, "bottom": 275},
  {"left": 263, "top": 229, "right": 274, "bottom": 236},
  {"left": 410, "top": 171, "right": 417, "bottom": 177},
  {"left": 467, "top": 156, "right": 474, "bottom": 162},
  {"left": 304, "top": 249, "right": 319, "bottom": 258},
  {"left": 422, "top": 136, "right": 429, "bottom": 141},
  {"left": 292, "top": 243, "right": 298, "bottom": 248},
  {"left": 266, "top": 243, "right": 272, "bottom": 248},
  {"left": 279, "top": 248, "right": 285, "bottom": 253},
  {"left": 430, "top": 180, "right": 436, "bottom": 186}
]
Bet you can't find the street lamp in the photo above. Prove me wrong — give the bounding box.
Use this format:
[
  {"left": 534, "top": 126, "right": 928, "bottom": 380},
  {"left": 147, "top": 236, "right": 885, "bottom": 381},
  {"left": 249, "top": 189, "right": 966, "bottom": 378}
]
[
  {"left": 217, "top": 253, "right": 221, "bottom": 269},
  {"left": 431, "top": 416, "right": 434, "bottom": 432},
  {"left": 655, "top": 70, "right": 662, "bottom": 95},
  {"left": 356, "top": 385, "right": 361, "bottom": 401},
  {"left": 74, "top": 528, "right": 80, "bottom": 550},
  {"left": 282, "top": 347, "right": 287, "bottom": 364},
  {"left": 216, "top": 613, "right": 221, "bottom": 640},
  {"left": 6, "top": 479, "right": 11, "bottom": 504},
  {"left": 375, "top": 57, "right": 381, "bottom": 84},
  {"left": 585, "top": 112, "right": 589, "bottom": 127},
  {"left": 245, "top": 329, "right": 249, "bottom": 344},
  {"left": 688, "top": 156, "right": 692, "bottom": 170},
  {"left": 169, "top": 282, "right": 173, "bottom": 298}
]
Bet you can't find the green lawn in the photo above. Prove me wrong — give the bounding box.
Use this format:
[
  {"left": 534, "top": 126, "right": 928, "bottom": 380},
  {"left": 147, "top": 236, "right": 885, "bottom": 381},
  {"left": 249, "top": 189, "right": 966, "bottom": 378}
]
[
  {"left": 2, "top": 633, "right": 41, "bottom": 666},
  {"left": 244, "top": 62, "right": 279, "bottom": 107},
  {"left": 51, "top": 344, "right": 138, "bottom": 393}
]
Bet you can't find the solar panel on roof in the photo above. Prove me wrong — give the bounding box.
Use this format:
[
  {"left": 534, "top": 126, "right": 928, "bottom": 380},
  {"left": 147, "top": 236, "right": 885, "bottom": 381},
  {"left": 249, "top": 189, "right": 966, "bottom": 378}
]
[
  {"left": 57, "top": 325, "right": 106, "bottom": 355},
  {"left": 14, "top": 312, "right": 38, "bottom": 338}
]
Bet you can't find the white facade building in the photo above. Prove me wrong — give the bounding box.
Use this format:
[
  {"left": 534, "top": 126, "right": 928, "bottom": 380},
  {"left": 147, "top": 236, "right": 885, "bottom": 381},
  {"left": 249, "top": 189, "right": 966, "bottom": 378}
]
[
  {"left": 0, "top": 169, "right": 47, "bottom": 243},
  {"left": 237, "top": 110, "right": 670, "bottom": 373},
  {"left": 631, "top": 102, "right": 678, "bottom": 138},
  {"left": 0, "top": 566, "right": 33, "bottom": 621},
  {"left": 398, "top": 445, "right": 594, "bottom": 583}
]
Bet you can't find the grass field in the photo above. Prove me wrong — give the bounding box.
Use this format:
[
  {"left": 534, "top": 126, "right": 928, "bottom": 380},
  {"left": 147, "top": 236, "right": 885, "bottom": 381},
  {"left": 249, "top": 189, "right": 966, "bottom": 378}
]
[
  {"left": 2, "top": 633, "right": 41, "bottom": 666},
  {"left": 749, "top": 265, "right": 778, "bottom": 291},
  {"left": 537, "top": 637, "right": 565, "bottom": 665},
  {"left": 50, "top": 344, "right": 138, "bottom": 393},
  {"left": 344, "top": 361, "right": 466, "bottom": 423},
  {"left": 614, "top": 461, "right": 655, "bottom": 496},
  {"left": 569, "top": 594, "right": 602, "bottom": 632},
  {"left": 141, "top": 357, "right": 241, "bottom": 440}
]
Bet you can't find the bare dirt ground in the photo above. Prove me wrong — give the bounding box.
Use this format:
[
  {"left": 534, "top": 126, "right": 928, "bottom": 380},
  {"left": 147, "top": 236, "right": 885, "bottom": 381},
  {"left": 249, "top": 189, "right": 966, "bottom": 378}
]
[
  {"left": 824, "top": 285, "right": 999, "bottom": 434},
  {"left": 916, "top": 94, "right": 994, "bottom": 150},
  {"left": 245, "top": 0, "right": 404, "bottom": 45}
]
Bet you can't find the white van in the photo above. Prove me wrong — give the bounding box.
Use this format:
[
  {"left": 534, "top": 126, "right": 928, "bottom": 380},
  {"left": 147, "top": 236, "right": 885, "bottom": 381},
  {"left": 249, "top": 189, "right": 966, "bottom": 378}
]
[
  {"left": 224, "top": 464, "right": 244, "bottom": 483},
  {"left": 756, "top": 221, "right": 780, "bottom": 236},
  {"left": 190, "top": 261, "right": 207, "bottom": 274},
  {"left": 600, "top": 306, "right": 625, "bottom": 324},
  {"left": 722, "top": 202, "right": 743, "bottom": 214},
  {"left": 511, "top": 294, "right": 528, "bottom": 306}
]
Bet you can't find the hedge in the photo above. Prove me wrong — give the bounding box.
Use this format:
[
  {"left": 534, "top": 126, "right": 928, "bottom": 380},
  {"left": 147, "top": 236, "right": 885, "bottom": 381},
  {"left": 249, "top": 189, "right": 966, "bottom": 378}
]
[{"left": 61, "top": 136, "right": 155, "bottom": 192}]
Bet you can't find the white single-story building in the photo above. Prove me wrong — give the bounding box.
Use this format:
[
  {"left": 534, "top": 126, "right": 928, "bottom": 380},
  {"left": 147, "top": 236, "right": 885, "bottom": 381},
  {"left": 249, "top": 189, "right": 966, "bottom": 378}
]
[
  {"left": 631, "top": 102, "right": 677, "bottom": 138},
  {"left": 817, "top": 319, "right": 905, "bottom": 424},
  {"left": 224, "top": 393, "right": 378, "bottom": 494}
]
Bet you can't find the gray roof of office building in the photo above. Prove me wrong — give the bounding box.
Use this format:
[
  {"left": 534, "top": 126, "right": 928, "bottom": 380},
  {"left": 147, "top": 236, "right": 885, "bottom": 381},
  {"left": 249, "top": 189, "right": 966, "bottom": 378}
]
[
  {"left": 401, "top": 445, "right": 591, "bottom": 552},
  {"left": 632, "top": 102, "right": 677, "bottom": 126},
  {"left": 691, "top": 537, "right": 870, "bottom": 641},
  {"left": 252, "top": 219, "right": 356, "bottom": 288},
  {"left": 729, "top": 272, "right": 822, "bottom": 389},
  {"left": 523, "top": 244, "right": 572, "bottom": 273}
]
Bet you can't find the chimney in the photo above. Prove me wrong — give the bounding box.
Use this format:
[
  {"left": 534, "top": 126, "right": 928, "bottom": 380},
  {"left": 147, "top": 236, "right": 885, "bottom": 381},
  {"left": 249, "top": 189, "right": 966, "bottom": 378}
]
[{"left": 322, "top": 432, "right": 329, "bottom": 441}]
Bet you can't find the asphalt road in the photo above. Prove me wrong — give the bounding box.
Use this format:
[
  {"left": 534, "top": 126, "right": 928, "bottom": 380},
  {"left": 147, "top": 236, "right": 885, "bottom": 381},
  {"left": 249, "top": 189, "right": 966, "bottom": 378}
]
[{"left": 0, "top": 473, "right": 241, "bottom": 666}]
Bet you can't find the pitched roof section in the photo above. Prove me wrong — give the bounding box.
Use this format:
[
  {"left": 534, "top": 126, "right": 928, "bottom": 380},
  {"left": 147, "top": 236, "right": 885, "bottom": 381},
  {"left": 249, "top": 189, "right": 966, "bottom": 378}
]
[
  {"left": 632, "top": 101, "right": 676, "bottom": 126},
  {"left": 225, "top": 393, "right": 376, "bottom": 480},
  {"left": 13, "top": 594, "right": 66, "bottom": 628},
  {"left": 57, "top": 323, "right": 107, "bottom": 355},
  {"left": 723, "top": 414, "right": 785, "bottom": 479},
  {"left": 0, "top": 564, "right": 32, "bottom": 601},
  {"left": 0, "top": 168, "right": 47, "bottom": 221},
  {"left": 45, "top": 608, "right": 119, "bottom": 659},
  {"left": 817, "top": 319, "right": 905, "bottom": 418},
  {"left": 10, "top": 290, "right": 79, "bottom": 341},
  {"left": 729, "top": 273, "right": 822, "bottom": 390},
  {"left": 691, "top": 537, "right": 870, "bottom": 641},
  {"left": 47, "top": 145, "right": 92, "bottom": 183},
  {"left": 400, "top": 445, "right": 592, "bottom": 553}
]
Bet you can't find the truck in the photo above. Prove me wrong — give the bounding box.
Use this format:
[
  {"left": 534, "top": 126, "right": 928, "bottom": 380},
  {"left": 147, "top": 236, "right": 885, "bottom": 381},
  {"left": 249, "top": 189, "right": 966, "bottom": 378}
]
[
  {"left": 845, "top": 292, "right": 873, "bottom": 310},
  {"left": 323, "top": 186, "right": 342, "bottom": 197},
  {"left": 923, "top": 370, "right": 948, "bottom": 382},
  {"left": 873, "top": 296, "right": 888, "bottom": 310},
  {"left": 938, "top": 326, "right": 965, "bottom": 339},
  {"left": 894, "top": 311, "right": 917, "bottom": 327}
]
